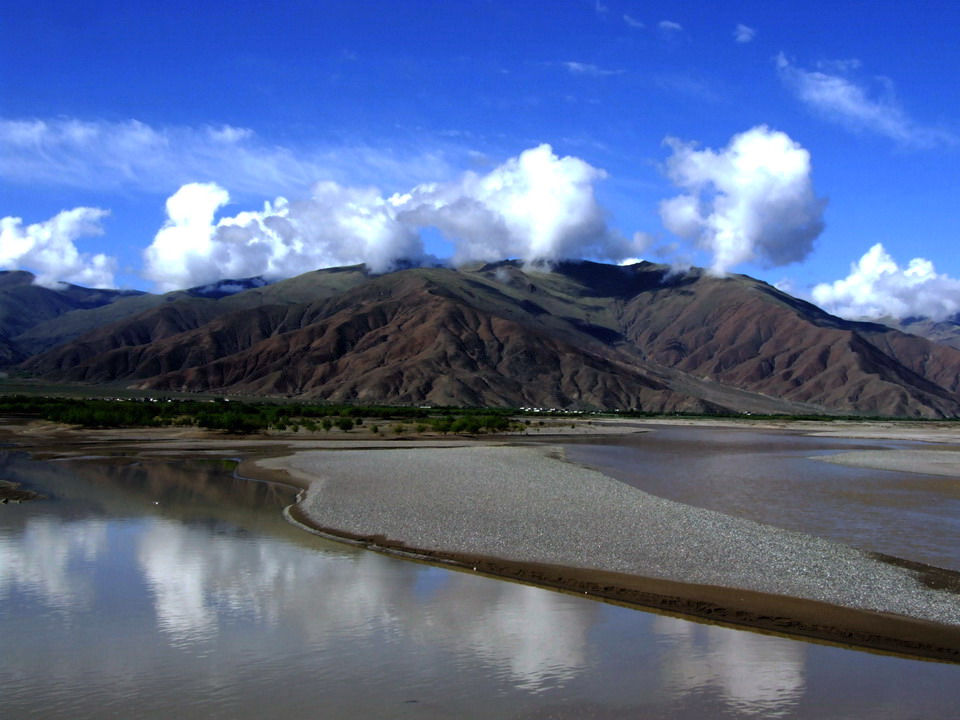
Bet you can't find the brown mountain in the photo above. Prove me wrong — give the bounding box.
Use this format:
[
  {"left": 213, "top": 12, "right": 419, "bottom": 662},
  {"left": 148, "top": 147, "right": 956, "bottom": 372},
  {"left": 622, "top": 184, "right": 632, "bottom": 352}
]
[
  {"left": 14, "top": 261, "right": 960, "bottom": 417},
  {"left": 13, "top": 262, "right": 960, "bottom": 417},
  {"left": 0, "top": 271, "right": 147, "bottom": 365},
  {"left": 871, "top": 314, "right": 960, "bottom": 352}
]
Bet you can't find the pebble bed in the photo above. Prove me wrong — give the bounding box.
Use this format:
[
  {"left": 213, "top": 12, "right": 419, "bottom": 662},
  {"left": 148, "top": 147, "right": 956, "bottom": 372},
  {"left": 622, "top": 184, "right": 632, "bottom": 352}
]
[{"left": 289, "top": 445, "right": 960, "bottom": 627}]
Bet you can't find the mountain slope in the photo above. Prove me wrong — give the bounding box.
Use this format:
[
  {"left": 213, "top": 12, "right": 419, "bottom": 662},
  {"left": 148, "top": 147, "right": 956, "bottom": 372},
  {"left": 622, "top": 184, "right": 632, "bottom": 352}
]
[
  {"left": 15, "top": 261, "right": 960, "bottom": 417},
  {"left": 9, "top": 265, "right": 371, "bottom": 360},
  {"left": 0, "top": 271, "right": 146, "bottom": 365},
  {"left": 617, "top": 272, "right": 960, "bottom": 417},
  {"left": 871, "top": 314, "right": 960, "bottom": 352}
]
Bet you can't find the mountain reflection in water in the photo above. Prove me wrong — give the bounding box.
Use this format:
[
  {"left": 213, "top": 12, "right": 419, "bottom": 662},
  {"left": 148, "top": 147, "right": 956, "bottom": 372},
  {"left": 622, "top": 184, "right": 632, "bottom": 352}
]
[{"left": 1, "top": 449, "right": 958, "bottom": 719}]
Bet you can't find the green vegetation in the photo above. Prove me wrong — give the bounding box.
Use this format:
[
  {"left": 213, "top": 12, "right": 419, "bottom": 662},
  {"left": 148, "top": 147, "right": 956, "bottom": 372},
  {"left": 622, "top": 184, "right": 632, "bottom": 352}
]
[
  {"left": 4, "top": 392, "right": 948, "bottom": 435},
  {"left": 0, "top": 395, "right": 527, "bottom": 435}
]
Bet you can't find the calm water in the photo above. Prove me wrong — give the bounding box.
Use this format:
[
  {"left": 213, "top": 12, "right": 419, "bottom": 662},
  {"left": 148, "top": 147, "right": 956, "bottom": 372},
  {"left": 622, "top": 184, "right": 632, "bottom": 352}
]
[
  {"left": 562, "top": 426, "right": 960, "bottom": 571},
  {"left": 2, "top": 438, "right": 960, "bottom": 719}
]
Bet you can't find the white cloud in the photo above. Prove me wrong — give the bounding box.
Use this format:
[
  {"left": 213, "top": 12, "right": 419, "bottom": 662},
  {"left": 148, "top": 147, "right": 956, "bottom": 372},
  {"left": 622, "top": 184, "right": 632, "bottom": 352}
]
[
  {"left": 658, "top": 20, "right": 683, "bottom": 32},
  {"left": 399, "top": 144, "right": 640, "bottom": 266},
  {"left": 0, "top": 117, "right": 457, "bottom": 197},
  {"left": 142, "top": 145, "right": 646, "bottom": 290},
  {"left": 734, "top": 24, "right": 755, "bottom": 43},
  {"left": 776, "top": 54, "right": 956, "bottom": 148},
  {"left": 0, "top": 207, "right": 117, "bottom": 287},
  {"left": 812, "top": 243, "right": 960, "bottom": 320},
  {"left": 623, "top": 14, "right": 644, "bottom": 29},
  {"left": 659, "top": 125, "right": 826, "bottom": 275},
  {"left": 563, "top": 61, "right": 623, "bottom": 77},
  {"left": 142, "top": 182, "right": 421, "bottom": 291}
]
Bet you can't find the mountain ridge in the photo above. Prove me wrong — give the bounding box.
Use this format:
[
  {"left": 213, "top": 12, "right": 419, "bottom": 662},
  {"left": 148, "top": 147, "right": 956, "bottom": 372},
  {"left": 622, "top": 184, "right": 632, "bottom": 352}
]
[{"left": 4, "top": 261, "right": 960, "bottom": 417}]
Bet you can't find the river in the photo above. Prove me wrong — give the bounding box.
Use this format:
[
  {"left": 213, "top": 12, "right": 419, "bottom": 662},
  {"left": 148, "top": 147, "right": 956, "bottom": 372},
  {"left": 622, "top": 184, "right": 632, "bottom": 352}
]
[{"left": 1, "top": 427, "right": 959, "bottom": 718}]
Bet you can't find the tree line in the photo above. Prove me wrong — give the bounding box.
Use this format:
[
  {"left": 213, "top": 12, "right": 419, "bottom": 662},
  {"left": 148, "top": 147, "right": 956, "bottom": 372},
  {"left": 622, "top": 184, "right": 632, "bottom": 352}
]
[{"left": 0, "top": 395, "right": 519, "bottom": 434}]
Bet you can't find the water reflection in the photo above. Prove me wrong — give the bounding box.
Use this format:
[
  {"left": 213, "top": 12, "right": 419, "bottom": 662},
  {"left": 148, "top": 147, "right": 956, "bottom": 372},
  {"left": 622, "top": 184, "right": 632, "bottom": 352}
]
[
  {"left": 428, "top": 574, "right": 594, "bottom": 689},
  {"left": 2, "top": 449, "right": 960, "bottom": 719},
  {"left": 654, "top": 616, "right": 805, "bottom": 716},
  {"left": 133, "top": 513, "right": 595, "bottom": 688},
  {"left": 0, "top": 516, "right": 107, "bottom": 610}
]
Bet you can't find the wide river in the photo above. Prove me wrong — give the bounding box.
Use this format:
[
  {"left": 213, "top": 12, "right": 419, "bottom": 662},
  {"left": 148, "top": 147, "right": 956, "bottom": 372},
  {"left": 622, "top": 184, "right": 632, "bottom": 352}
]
[{"left": 2, "top": 426, "right": 959, "bottom": 718}]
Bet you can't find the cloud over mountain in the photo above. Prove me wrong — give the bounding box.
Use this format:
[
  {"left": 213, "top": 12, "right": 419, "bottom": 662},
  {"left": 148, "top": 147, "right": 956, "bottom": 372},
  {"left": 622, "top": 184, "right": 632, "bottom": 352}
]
[
  {"left": 0, "top": 207, "right": 116, "bottom": 288},
  {"left": 812, "top": 243, "right": 960, "bottom": 320},
  {"left": 143, "top": 145, "right": 644, "bottom": 291},
  {"left": 659, "top": 126, "right": 827, "bottom": 275}
]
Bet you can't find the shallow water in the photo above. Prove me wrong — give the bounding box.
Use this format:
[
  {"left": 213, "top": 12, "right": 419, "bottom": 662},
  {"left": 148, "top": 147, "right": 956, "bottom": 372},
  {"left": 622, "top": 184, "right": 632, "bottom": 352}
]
[
  {"left": 562, "top": 426, "right": 960, "bottom": 571},
  {"left": 1, "top": 447, "right": 959, "bottom": 719}
]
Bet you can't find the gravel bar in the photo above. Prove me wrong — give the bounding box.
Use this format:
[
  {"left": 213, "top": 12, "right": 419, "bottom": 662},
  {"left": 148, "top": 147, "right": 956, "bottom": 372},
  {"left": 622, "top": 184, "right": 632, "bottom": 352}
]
[
  {"left": 260, "top": 444, "right": 960, "bottom": 658},
  {"left": 276, "top": 445, "right": 960, "bottom": 625}
]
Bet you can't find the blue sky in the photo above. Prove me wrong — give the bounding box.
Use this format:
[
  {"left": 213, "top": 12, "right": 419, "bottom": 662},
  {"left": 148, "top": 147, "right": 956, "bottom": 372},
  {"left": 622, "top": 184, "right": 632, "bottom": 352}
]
[{"left": 3, "top": 0, "right": 960, "bottom": 319}]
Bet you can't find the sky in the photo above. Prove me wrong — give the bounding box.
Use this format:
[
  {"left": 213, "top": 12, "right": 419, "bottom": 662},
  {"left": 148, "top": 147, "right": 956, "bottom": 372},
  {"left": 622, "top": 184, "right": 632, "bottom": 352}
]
[{"left": 2, "top": 0, "right": 960, "bottom": 320}]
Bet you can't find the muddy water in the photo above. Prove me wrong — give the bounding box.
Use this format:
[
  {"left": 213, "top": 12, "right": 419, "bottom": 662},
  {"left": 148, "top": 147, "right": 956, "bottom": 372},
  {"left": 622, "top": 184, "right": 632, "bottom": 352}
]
[
  {"left": 562, "top": 426, "right": 960, "bottom": 571},
  {"left": 1, "top": 447, "right": 959, "bottom": 719}
]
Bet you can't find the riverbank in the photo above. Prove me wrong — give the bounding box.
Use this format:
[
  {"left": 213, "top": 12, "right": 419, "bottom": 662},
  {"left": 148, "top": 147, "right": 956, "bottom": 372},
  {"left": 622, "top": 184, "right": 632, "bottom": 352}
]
[
  {"left": 5, "top": 415, "right": 960, "bottom": 659},
  {"left": 258, "top": 444, "right": 960, "bottom": 661}
]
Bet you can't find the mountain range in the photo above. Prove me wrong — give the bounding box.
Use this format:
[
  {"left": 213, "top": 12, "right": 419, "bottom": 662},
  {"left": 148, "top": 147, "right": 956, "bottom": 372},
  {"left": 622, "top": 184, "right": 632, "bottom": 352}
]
[{"left": 2, "top": 261, "right": 960, "bottom": 418}]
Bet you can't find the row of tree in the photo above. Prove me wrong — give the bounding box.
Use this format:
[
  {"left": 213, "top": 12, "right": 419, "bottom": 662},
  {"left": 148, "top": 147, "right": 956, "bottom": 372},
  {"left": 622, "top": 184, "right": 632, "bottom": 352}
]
[{"left": 0, "top": 395, "right": 520, "bottom": 435}]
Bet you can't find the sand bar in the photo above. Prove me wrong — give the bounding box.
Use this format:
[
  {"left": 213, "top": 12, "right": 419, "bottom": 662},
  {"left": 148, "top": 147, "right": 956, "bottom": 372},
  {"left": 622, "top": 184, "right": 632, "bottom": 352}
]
[
  {"left": 258, "top": 443, "right": 960, "bottom": 661},
  {"left": 811, "top": 449, "right": 960, "bottom": 478}
]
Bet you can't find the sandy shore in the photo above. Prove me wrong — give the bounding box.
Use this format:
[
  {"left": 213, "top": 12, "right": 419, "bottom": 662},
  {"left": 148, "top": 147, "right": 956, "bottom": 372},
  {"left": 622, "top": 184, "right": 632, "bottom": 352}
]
[{"left": 258, "top": 443, "right": 960, "bottom": 661}]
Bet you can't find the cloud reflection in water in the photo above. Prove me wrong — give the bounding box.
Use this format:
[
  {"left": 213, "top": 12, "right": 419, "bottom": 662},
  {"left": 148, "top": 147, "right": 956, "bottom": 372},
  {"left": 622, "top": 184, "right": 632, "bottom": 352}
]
[
  {"left": 0, "top": 516, "right": 107, "bottom": 610},
  {"left": 133, "top": 516, "right": 596, "bottom": 691},
  {"left": 653, "top": 615, "right": 806, "bottom": 716}
]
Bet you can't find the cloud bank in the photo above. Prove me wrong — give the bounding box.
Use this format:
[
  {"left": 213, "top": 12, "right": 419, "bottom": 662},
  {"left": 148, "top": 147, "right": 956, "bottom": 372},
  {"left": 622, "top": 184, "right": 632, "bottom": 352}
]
[
  {"left": 143, "top": 145, "right": 644, "bottom": 291},
  {"left": 5, "top": 127, "right": 833, "bottom": 291},
  {"left": 812, "top": 243, "right": 960, "bottom": 320},
  {"left": 776, "top": 54, "right": 956, "bottom": 148},
  {"left": 0, "top": 208, "right": 116, "bottom": 287},
  {"left": 659, "top": 125, "right": 827, "bottom": 275}
]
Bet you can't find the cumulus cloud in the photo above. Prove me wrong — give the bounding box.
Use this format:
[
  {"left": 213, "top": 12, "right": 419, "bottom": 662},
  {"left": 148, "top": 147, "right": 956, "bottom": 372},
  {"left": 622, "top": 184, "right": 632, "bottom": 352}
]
[
  {"left": 659, "top": 125, "right": 826, "bottom": 275},
  {"left": 0, "top": 207, "right": 117, "bottom": 287},
  {"left": 812, "top": 243, "right": 960, "bottom": 320},
  {"left": 142, "top": 182, "right": 421, "bottom": 291},
  {"left": 776, "top": 54, "right": 956, "bottom": 148},
  {"left": 143, "top": 145, "right": 645, "bottom": 291},
  {"left": 0, "top": 117, "right": 456, "bottom": 197},
  {"left": 734, "top": 24, "right": 755, "bottom": 43},
  {"left": 399, "top": 144, "right": 638, "bottom": 265}
]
